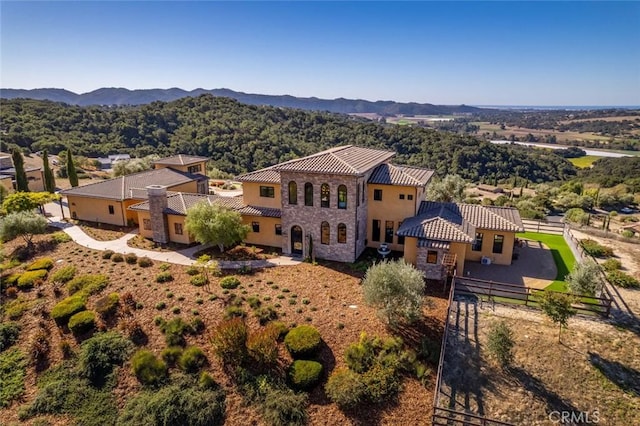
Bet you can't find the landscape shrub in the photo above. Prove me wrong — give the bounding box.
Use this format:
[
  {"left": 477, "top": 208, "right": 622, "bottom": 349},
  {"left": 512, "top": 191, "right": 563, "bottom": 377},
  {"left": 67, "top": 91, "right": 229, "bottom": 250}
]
[
  {"left": 59, "top": 340, "right": 73, "bottom": 359},
  {"left": 325, "top": 368, "right": 367, "bottom": 409},
  {"left": 51, "top": 231, "right": 72, "bottom": 244},
  {"left": 101, "top": 250, "right": 114, "bottom": 260},
  {"left": 199, "top": 372, "right": 218, "bottom": 390},
  {"left": 621, "top": 230, "right": 635, "bottom": 238},
  {"left": 211, "top": 318, "right": 248, "bottom": 365},
  {"left": 262, "top": 388, "right": 308, "bottom": 426},
  {"left": 0, "top": 322, "right": 20, "bottom": 352},
  {"left": 117, "top": 375, "right": 226, "bottom": 426},
  {"left": 284, "top": 325, "right": 321, "bottom": 358},
  {"left": 119, "top": 318, "right": 147, "bottom": 345},
  {"left": 607, "top": 270, "right": 640, "bottom": 288},
  {"left": 265, "top": 321, "right": 289, "bottom": 341},
  {"left": 361, "top": 364, "right": 400, "bottom": 403},
  {"left": 0, "top": 348, "right": 27, "bottom": 408},
  {"left": 344, "top": 334, "right": 377, "bottom": 373},
  {"left": 247, "top": 296, "right": 261, "bottom": 309},
  {"left": 160, "top": 317, "right": 191, "bottom": 347},
  {"left": 66, "top": 274, "right": 108, "bottom": 296},
  {"left": 78, "top": 332, "right": 133, "bottom": 385},
  {"left": 566, "top": 260, "right": 604, "bottom": 296},
  {"left": 68, "top": 311, "right": 97, "bottom": 335},
  {"left": 580, "top": 239, "right": 614, "bottom": 258},
  {"left": 94, "top": 293, "right": 119, "bottom": 317},
  {"left": 255, "top": 305, "right": 279, "bottom": 325},
  {"left": 155, "top": 271, "right": 174, "bottom": 283},
  {"left": 191, "top": 317, "right": 205, "bottom": 334},
  {"left": 124, "top": 253, "right": 138, "bottom": 264},
  {"left": 247, "top": 328, "right": 279, "bottom": 368},
  {"left": 178, "top": 346, "right": 207, "bottom": 373},
  {"left": 110, "top": 253, "right": 124, "bottom": 263},
  {"left": 161, "top": 346, "right": 183, "bottom": 366},
  {"left": 131, "top": 349, "right": 168, "bottom": 387},
  {"left": 51, "top": 295, "right": 86, "bottom": 325},
  {"left": 220, "top": 276, "right": 240, "bottom": 289},
  {"left": 288, "top": 360, "right": 323, "bottom": 390},
  {"left": 26, "top": 257, "right": 54, "bottom": 271},
  {"left": 5, "top": 286, "right": 18, "bottom": 299},
  {"left": 191, "top": 274, "right": 207, "bottom": 287},
  {"left": 486, "top": 321, "right": 515, "bottom": 367},
  {"left": 155, "top": 301, "right": 166, "bottom": 310},
  {"left": 2, "top": 272, "right": 21, "bottom": 287},
  {"left": 50, "top": 265, "right": 76, "bottom": 284},
  {"left": 3, "top": 297, "right": 30, "bottom": 320},
  {"left": 137, "top": 256, "right": 153, "bottom": 267},
  {"left": 224, "top": 306, "right": 246, "bottom": 319},
  {"left": 601, "top": 258, "right": 622, "bottom": 272},
  {"left": 30, "top": 331, "right": 50, "bottom": 369},
  {"left": 186, "top": 265, "right": 200, "bottom": 275},
  {"left": 17, "top": 269, "right": 48, "bottom": 289}
]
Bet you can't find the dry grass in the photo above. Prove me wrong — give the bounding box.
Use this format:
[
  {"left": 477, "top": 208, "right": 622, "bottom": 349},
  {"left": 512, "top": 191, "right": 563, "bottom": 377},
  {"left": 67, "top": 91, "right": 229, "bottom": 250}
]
[
  {"left": 75, "top": 221, "right": 134, "bottom": 241},
  {"left": 439, "top": 300, "right": 640, "bottom": 425},
  {"left": 0, "top": 231, "right": 448, "bottom": 425}
]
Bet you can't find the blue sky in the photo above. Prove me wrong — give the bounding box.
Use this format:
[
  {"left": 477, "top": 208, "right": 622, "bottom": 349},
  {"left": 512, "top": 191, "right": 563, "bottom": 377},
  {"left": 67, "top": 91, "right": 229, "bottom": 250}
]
[{"left": 1, "top": 1, "right": 639, "bottom": 106}]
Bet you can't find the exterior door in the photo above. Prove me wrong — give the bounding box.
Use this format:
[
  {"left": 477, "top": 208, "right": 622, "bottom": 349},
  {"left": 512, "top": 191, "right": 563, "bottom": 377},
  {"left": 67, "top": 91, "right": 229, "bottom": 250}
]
[{"left": 291, "top": 226, "right": 303, "bottom": 255}]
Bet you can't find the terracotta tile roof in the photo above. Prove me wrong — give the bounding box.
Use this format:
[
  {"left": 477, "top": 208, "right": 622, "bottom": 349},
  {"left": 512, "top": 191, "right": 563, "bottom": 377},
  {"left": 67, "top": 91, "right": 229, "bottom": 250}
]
[
  {"left": 418, "top": 202, "right": 524, "bottom": 232},
  {"left": 153, "top": 154, "right": 209, "bottom": 166},
  {"left": 237, "top": 205, "right": 282, "bottom": 218},
  {"left": 61, "top": 168, "right": 205, "bottom": 201},
  {"left": 236, "top": 166, "right": 281, "bottom": 183},
  {"left": 417, "top": 240, "right": 451, "bottom": 250},
  {"left": 368, "top": 164, "right": 434, "bottom": 186},
  {"left": 272, "top": 145, "right": 395, "bottom": 175}
]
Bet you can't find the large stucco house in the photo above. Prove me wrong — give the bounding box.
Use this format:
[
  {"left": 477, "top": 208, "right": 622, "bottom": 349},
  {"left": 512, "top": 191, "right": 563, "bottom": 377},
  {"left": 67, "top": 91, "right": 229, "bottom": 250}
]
[
  {"left": 123, "top": 146, "right": 523, "bottom": 279},
  {"left": 0, "top": 153, "right": 45, "bottom": 193}
]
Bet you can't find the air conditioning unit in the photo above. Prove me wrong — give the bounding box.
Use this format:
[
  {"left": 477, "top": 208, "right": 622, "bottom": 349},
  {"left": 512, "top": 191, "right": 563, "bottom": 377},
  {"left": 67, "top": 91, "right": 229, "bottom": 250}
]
[{"left": 481, "top": 256, "right": 492, "bottom": 265}]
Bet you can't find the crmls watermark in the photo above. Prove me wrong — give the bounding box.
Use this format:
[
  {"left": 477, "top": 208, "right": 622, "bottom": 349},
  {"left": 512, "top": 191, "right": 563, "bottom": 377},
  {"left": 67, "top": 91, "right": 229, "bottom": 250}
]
[{"left": 549, "top": 410, "right": 600, "bottom": 424}]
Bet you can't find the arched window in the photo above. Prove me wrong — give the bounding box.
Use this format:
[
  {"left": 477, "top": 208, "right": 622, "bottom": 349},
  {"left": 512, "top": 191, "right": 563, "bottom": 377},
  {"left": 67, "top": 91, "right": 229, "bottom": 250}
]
[
  {"left": 321, "top": 183, "right": 330, "bottom": 208},
  {"left": 338, "top": 185, "right": 347, "bottom": 209},
  {"left": 337, "top": 223, "right": 347, "bottom": 244},
  {"left": 304, "top": 183, "right": 313, "bottom": 206},
  {"left": 321, "top": 221, "right": 330, "bottom": 245},
  {"left": 288, "top": 181, "right": 297, "bottom": 205}
]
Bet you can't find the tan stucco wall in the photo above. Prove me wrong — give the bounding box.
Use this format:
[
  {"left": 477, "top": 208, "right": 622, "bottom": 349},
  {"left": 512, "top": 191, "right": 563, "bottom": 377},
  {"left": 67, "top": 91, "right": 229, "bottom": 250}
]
[
  {"left": 26, "top": 170, "right": 45, "bottom": 192},
  {"left": 367, "top": 184, "right": 419, "bottom": 251},
  {"left": 242, "top": 215, "right": 282, "bottom": 248},
  {"left": 449, "top": 242, "right": 468, "bottom": 275},
  {"left": 242, "top": 182, "right": 282, "bottom": 209},
  {"left": 465, "top": 230, "right": 515, "bottom": 265},
  {"left": 167, "top": 215, "right": 193, "bottom": 244},
  {"left": 168, "top": 180, "right": 199, "bottom": 194},
  {"left": 403, "top": 237, "right": 418, "bottom": 265},
  {"left": 0, "top": 176, "right": 13, "bottom": 193},
  {"left": 154, "top": 161, "right": 207, "bottom": 175},
  {"left": 68, "top": 196, "right": 126, "bottom": 226},
  {"left": 123, "top": 200, "right": 141, "bottom": 224},
  {"left": 136, "top": 211, "right": 154, "bottom": 239}
]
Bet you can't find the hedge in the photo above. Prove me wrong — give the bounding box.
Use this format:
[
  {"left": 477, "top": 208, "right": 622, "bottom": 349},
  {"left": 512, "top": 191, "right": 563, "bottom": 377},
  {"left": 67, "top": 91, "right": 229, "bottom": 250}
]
[
  {"left": 16, "top": 269, "right": 48, "bottom": 289},
  {"left": 26, "top": 258, "right": 54, "bottom": 271},
  {"left": 51, "top": 295, "right": 87, "bottom": 325},
  {"left": 68, "top": 311, "right": 97, "bottom": 335}
]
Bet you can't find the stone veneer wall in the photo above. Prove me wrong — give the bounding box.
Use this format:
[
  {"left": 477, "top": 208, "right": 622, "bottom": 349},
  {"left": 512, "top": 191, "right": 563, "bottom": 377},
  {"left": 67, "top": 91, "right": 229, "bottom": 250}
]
[
  {"left": 280, "top": 171, "right": 364, "bottom": 263},
  {"left": 147, "top": 185, "right": 170, "bottom": 244},
  {"left": 416, "top": 246, "right": 446, "bottom": 280}
]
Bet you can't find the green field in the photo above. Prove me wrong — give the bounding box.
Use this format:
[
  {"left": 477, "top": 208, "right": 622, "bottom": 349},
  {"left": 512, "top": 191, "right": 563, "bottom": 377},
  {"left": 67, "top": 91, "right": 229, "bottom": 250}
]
[
  {"left": 517, "top": 232, "right": 576, "bottom": 291},
  {"left": 568, "top": 155, "right": 600, "bottom": 168}
]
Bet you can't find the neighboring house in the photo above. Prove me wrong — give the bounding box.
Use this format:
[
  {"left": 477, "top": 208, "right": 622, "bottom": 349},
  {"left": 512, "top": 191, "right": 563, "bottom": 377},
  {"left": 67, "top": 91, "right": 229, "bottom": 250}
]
[
  {"left": 0, "top": 153, "right": 45, "bottom": 192},
  {"left": 152, "top": 154, "right": 209, "bottom": 176},
  {"left": 398, "top": 202, "right": 524, "bottom": 280},
  {"left": 61, "top": 159, "right": 209, "bottom": 226}
]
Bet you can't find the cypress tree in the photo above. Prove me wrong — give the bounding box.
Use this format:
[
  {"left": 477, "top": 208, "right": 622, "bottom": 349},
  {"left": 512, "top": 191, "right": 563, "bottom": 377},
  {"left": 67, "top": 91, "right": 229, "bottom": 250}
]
[
  {"left": 67, "top": 150, "right": 79, "bottom": 187},
  {"left": 42, "top": 150, "right": 56, "bottom": 193},
  {"left": 12, "top": 149, "right": 29, "bottom": 192}
]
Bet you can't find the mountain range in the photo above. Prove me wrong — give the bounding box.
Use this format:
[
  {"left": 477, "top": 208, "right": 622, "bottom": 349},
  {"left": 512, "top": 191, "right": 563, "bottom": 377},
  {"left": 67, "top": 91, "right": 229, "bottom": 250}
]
[{"left": 0, "top": 87, "right": 482, "bottom": 115}]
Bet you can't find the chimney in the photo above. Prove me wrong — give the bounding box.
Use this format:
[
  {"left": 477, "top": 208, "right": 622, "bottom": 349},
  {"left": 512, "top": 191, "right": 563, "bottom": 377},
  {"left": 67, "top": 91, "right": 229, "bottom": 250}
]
[{"left": 147, "top": 185, "right": 169, "bottom": 244}]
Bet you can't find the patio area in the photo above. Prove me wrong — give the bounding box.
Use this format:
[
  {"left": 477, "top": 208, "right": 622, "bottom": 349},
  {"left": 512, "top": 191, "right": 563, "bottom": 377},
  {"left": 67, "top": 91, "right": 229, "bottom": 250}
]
[{"left": 462, "top": 239, "right": 557, "bottom": 290}]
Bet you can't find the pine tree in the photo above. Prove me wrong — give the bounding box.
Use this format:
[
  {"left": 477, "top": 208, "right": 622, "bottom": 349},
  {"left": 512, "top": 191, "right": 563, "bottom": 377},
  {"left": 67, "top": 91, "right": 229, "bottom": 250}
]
[
  {"left": 12, "top": 149, "right": 29, "bottom": 192},
  {"left": 42, "top": 150, "right": 56, "bottom": 193},
  {"left": 66, "top": 149, "right": 79, "bottom": 187}
]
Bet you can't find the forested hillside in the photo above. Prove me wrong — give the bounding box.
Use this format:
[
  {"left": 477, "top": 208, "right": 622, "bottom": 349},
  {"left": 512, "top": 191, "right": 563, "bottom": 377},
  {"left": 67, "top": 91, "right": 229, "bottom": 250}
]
[{"left": 0, "top": 96, "right": 576, "bottom": 182}]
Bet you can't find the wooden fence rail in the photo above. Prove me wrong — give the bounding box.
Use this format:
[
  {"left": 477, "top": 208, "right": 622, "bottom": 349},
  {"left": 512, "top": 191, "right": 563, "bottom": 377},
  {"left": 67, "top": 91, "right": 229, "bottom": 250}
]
[{"left": 521, "top": 219, "right": 564, "bottom": 235}]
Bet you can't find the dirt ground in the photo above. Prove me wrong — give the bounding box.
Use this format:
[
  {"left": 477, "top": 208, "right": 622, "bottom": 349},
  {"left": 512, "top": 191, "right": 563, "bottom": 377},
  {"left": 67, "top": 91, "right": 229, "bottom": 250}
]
[
  {"left": 439, "top": 300, "right": 640, "bottom": 425},
  {"left": 0, "top": 232, "right": 448, "bottom": 426}
]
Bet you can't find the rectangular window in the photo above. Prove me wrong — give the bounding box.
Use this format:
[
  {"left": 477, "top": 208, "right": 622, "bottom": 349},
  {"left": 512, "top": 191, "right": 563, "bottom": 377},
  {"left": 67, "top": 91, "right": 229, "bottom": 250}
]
[
  {"left": 143, "top": 219, "right": 151, "bottom": 230},
  {"left": 493, "top": 235, "right": 504, "bottom": 254},
  {"left": 252, "top": 222, "right": 260, "bottom": 232},
  {"left": 108, "top": 205, "right": 115, "bottom": 215},
  {"left": 188, "top": 164, "right": 202, "bottom": 173},
  {"left": 356, "top": 184, "right": 360, "bottom": 207},
  {"left": 397, "top": 221, "right": 405, "bottom": 245},
  {"left": 385, "top": 221, "right": 394, "bottom": 244},
  {"left": 372, "top": 220, "right": 381, "bottom": 242},
  {"left": 408, "top": 194, "right": 414, "bottom": 201},
  {"left": 472, "top": 232, "right": 483, "bottom": 251},
  {"left": 399, "top": 194, "right": 405, "bottom": 200},
  {"left": 259, "top": 186, "right": 275, "bottom": 198},
  {"left": 374, "top": 189, "right": 382, "bottom": 201},
  {"left": 427, "top": 250, "right": 438, "bottom": 264},
  {"left": 275, "top": 224, "right": 282, "bottom": 235},
  {"left": 174, "top": 223, "right": 183, "bottom": 235},
  {"left": 338, "top": 224, "right": 347, "bottom": 244}
]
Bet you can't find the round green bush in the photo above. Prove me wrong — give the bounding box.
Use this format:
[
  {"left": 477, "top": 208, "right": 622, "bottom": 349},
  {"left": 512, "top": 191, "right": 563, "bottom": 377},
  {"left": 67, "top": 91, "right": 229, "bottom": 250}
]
[
  {"left": 137, "top": 257, "right": 153, "bottom": 267},
  {"left": 220, "top": 276, "right": 240, "bottom": 289},
  {"left": 111, "top": 253, "right": 124, "bottom": 263},
  {"left": 288, "top": 360, "right": 323, "bottom": 390},
  {"left": 186, "top": 265, "right": 200, "bottom": 276},
  {"left": 325, "top": 368, "right": 367, "bottom": 408},
  {"left": 101, "top": 250, "right": 114, "bottom": 260},
  {"left": 16, "top": 269, "right": 48, "bottom": 289},
  {"left": 125, "top": 253, "right": 138, "bottom": 264},
  {"left": 178, "top": 346, "right": 207, "bottom": 373},
  {"left": 68, "top": 310, "right": 96, "bottom": 335},
  {"left": 132, "top": 349, "right": 168, "bottom": 387},
  {"left": 156, "top": 272, "right": 174, "bottom": 283},
  {"left": 284, "top": 325, "right": 321, "bottom": 358},
  {"left": 94, "top": 293, "right": 120, "bottom": 317},
  {"left": 161, "top": 346, "right": 183, "bottom": 366},
  {"left": 190, "top": 275, "right": 207, "bottom": 287},
  {"left": 51, "top": 295, "right": 86, "bottom": 325}
]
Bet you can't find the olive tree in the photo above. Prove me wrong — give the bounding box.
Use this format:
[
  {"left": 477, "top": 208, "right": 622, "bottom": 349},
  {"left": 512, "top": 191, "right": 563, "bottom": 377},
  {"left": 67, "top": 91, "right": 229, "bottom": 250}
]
[
  {"left": 426, "top": 174, "right": 467, "bottom": 202},
  {"left": 0, "top": 211, "right": 48, "bottom": 249},
  {"left": 362, "top": 259, "right": 425, "bottom": 326},
  {"left": 185, "top": 202, "right": 249, "bottom": 252},
  {"left": 566, "top": 260, "right": 604, "bottom": 297},
  {"left": 538, "top": 291, "right": 576, "bottom": 343}
]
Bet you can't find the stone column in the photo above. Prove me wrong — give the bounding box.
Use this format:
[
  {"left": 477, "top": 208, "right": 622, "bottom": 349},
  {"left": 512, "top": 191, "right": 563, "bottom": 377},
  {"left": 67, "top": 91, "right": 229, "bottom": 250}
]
[{"left": 147, "top": 185, "right": 169, "bottom": 244}]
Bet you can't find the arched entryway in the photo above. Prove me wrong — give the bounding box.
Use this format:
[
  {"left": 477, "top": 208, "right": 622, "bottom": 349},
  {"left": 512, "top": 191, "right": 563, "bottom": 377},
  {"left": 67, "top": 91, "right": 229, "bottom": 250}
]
[{"left": 291, "top": 225, "right": 303, "bottom": 256}]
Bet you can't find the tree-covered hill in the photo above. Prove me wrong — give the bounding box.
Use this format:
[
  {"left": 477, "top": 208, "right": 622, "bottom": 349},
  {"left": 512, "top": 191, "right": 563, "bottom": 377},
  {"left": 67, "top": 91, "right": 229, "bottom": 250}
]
[{"left": 0, "top": 96, "right": 576, "bottom": 182}]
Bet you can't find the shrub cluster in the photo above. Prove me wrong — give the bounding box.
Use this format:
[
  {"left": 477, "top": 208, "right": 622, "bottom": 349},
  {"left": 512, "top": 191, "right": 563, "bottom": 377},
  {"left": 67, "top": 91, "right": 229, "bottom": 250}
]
[
  {"left": 2, "top": 272, "right": 21, "bottom": 288},
  {"left": 101, "top": 250, "right": 114, "bottom": 260},
  {"left": 247, "top": 329, "right": 279, "bottom": 368},
  {"left": 220, "top": 276, "right": 241, "bottom": 289},
  {"left": 186, "top": 265, "right": 200, "bottom": 276},
  {"left": 191, "top": 275, "right": 207, "bottom": 287},
  {"left": 178, "top": 346, "right": 207, "bottom": 373},
  {"left": 159, "top": 317, "right": 202, "bottom": 347},
  {"left": 68, "top": 311, "right": 97, "bottom": 335},
  {"left": 16, "top": 269, "right": 48, "bottom": 289},
  {"left": 155, "top": 272, "right": 174, "bottom": 283},
  {"left": 211, "top": 318, "right": 249, "bottom": 365},
  {"left": 124, "top": 253, "right": 138, "bottom": 264},
  {"left": 51, "top": 295, "right": 86, "bottom": 325},
  {"left": 284, "top": 325, "right": 321, "bottom": 358},
  {"left": 288, "top": 360, "right": 323, "bottom": 390},
  {"left": 26, "top": 257, "right": 54, "bottom": 271},
  {"left": 66, "top": 274, "right": 109, "bottom": 296},
  {"left": 51, "top": 231, "right": 72, "bottom": 244},
  {"left": 94, "top": 293, "right": 119, "bottom": 317},
  {"left": 30, "top": 331, "right": 50, "bottom": 370},
  {"left": 132, "top": 349, "right": 168, "bottom": 387},
  {"left": 607, "top": 270, "right": 640, "bottom": 288},
  {"left": 255, "top": 306, "right": 279, "bottom": 325},
  {"left": 78, "top": 332, "right": 133, "bottom": 385},
  {"left": 601, "top": 258, "right": 622, "bottom": 272},
  {"left": 137, "top": 256, "right": 153, "bottom": 267},
  {"left": 580, "top": 239, "right": 614, "bottom": 258},
  {"left": 0, "top": 322, "right": 21, "bottom": 352},
  {"left": 50, "top": 265, "right": 77, "bottom": 284},
  {"left": 110, "top": 253, "right": 124, "bottom": 263},
  {"left": 161, "top": 346, "right": 183, "bottom": 366}
]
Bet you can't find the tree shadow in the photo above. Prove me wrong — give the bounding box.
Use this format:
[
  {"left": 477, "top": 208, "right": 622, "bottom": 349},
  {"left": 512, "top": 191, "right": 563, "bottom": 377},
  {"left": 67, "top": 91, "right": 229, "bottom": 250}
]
[
  {"left": 307, "top": 340, "right": 336, "bottom": 406},
  {"left": 509, "top": 366, "right": 581, "bottom": 415},
  {"left": 588, "top": 352, "right": 640, "bottom": 396}
]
